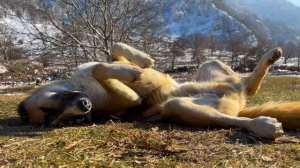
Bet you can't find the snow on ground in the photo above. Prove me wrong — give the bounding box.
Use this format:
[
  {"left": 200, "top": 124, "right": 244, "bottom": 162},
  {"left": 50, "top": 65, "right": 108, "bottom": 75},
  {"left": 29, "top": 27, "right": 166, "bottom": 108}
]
[
  {"left": 274, "top": 57, "right": 299, "bottom": 67},
  {"left": 271, "top": 69, "right": 300, "bottom": 76},
  {"left": 0, "top": 92, "right": 24, "bottom": 96},
  {"left": 0, "top": 85, "right": 10, "bottom": 89},
  {"left": 0, "top": 64, "right": 8, "bottom": 74}
]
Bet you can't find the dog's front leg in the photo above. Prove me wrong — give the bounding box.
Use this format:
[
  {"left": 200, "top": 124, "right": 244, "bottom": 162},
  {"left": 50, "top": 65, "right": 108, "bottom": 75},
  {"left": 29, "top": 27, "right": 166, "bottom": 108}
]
[
  {"left": 92, "top": 62, "right": 142, "bottom": 83},
  {"left": 92, "top": 63, "right": 143, "bottom": 106}
]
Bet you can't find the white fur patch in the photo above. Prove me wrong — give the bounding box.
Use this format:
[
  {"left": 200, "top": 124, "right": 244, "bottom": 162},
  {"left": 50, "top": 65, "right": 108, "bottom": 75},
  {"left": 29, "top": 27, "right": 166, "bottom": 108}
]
[{"left": 72, "top": 62, "right": 99, "bottom": 77}]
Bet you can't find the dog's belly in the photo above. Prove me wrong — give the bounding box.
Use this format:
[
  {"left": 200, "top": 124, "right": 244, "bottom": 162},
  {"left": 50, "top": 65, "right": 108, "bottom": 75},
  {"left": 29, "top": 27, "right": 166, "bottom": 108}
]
[{"left": 128, "top": 68, "right": 179, "bottom": 106}]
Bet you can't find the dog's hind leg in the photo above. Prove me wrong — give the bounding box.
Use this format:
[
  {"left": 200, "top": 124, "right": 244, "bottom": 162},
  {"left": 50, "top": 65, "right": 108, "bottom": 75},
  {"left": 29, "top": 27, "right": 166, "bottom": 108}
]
[
  {"left": 143, "top": 97, "right": 283, "bottom": 139},
  {"left": 193, "top": 60, "right": 238, "bottom": 82},
  {"left": 110, "top": 42, "right": 154, "bottom": 68},
  {"left": 242, "top": 48, "right": 282, "bottom": 96}
]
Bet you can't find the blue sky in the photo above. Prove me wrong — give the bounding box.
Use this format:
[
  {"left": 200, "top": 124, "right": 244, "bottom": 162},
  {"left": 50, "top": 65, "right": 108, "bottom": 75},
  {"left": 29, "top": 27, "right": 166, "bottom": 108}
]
[{"left": 288, "top": 0, "right": 300, "bottom": 7}]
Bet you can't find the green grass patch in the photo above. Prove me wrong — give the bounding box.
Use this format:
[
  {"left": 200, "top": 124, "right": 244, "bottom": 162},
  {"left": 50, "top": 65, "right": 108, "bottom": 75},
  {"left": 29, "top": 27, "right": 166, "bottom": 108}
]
[
  {"left": 1, "top": 76, "right": 300, "bottom": 167},
  {"left": 248, "top": 76, "right": 300, "bottom": 105}
]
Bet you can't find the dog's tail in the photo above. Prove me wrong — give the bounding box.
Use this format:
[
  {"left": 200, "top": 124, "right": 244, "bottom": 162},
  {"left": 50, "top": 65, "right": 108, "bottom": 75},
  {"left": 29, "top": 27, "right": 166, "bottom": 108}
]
[{"left": 239, "top": 101, "right": 300, "bottom": 129}]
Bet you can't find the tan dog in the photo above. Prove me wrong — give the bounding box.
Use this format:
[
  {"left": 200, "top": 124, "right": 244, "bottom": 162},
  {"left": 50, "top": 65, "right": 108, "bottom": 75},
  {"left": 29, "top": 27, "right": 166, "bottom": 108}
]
[{"left": 18, "top": 43, "right": 300, "bottom": 139}]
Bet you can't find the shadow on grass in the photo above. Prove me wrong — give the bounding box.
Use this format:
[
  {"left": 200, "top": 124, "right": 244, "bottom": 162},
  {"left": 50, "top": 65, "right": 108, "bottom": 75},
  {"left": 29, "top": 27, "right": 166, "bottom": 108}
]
[
  {"left": 0, "top": 117, "right": 54, "bottom": 137},
  {"left": 226, "top": 129, "right": 300, "bottom": 144},
  {"left": 131, "top": 121, "right": 265, "bottom": 144},
  {"left": 0, "top": 116, "right": 93, "bottom": 137},
  {"left": 2, "top": 116, "right": 300, "bottom": 145},
  {"left": 226, "top": 130, "right": 267, "bottom": 144},
  {"left": 284, "top": 130, "right": 300, "bottom": 140},
  {"left": 132, "top": 121, "right": 300, "bottom": 145}
]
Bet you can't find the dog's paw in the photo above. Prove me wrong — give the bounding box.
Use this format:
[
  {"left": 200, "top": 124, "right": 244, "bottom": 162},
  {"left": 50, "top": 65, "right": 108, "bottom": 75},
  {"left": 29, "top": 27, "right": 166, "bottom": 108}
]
[
  {"left": 127, "top": 66, "right": 143, "bottom": 82},
  {"left": 129, "top": 53, "right": 154, "bottom": 68},
  {"left": 142, "top": 104, "right": 166, "bottom": 122},
  {"left": 138, "top": 56, "right": 155, "bottom": 68},
  {"left": 111, "top": 42, "right": 155, "bottom": 68},
  {"left": 248, "top": 116, "right": 284, "bottom": 139},
  {"left": 117, "top": 65, "right": 143, "bottom": 82},
  {"left": 262, "top": 47, "right": 283, "bottom": 65}
]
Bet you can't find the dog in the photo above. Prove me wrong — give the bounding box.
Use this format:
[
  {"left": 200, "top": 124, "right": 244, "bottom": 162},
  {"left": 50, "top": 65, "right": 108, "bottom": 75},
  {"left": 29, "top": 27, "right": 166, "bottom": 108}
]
[{"left": 18, "top": 43, "right": 300, "bottom": 139}]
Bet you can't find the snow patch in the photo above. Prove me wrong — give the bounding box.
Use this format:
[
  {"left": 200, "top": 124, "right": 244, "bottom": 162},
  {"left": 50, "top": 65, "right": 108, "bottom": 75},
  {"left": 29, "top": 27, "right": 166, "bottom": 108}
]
[
  {"left": 274, "top": 57, "right": 299, "bottom": 67},
  {"left": 163, "top": 0, "right": 257, "bottom": 46},
  {"left": 272, "top": 69, "right": 300, "bottom": 76},
  {"left": 0, "top": 8, "right": 60, "bottom": 56},
  {"left": 0, "top": 64, "right": 8, "bottom": 74}
]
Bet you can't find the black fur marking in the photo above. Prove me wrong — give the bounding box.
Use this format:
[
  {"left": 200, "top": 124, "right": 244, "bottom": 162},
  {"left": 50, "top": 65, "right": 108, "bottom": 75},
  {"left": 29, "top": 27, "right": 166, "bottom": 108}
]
[
  {"left": 40, "top": 107, "right": 63, "bottom": 125},
  {"left": 40, "top": 107, "right": 62, "bottom": 115},
  {"left": 17, "top": 100, "right": 29, "bottom": 124}
]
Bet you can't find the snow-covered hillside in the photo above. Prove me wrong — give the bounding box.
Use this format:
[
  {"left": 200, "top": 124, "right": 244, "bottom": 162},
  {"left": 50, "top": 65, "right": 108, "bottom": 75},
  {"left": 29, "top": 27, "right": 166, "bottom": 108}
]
[
  {"left": 0, "top": 8, "right": 59, "bottom": 57},
  {"left": 225, "top": 0, "right": 300, "bottom": 31},
  {"left": 163, "top": 0, "right": 257, "bottom": 46},
  {"left": 213, "top": 0, "right": 300, "bottom": 45},
  {"left": 0, "top": 0, "right": 299, "bottom": 64}
]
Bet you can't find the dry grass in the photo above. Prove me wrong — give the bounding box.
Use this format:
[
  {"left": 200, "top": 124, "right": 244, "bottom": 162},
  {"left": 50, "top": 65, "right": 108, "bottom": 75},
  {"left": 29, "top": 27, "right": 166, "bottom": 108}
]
[{"left": 1, "top": 76, "right": 300, "bottom": 167}]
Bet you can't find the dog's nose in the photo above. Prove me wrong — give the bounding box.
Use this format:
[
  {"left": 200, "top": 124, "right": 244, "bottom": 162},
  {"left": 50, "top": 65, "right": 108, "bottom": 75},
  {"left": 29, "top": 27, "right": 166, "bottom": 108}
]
[{"left": 77, "top": 98, "right": 92, "bottom": 112}]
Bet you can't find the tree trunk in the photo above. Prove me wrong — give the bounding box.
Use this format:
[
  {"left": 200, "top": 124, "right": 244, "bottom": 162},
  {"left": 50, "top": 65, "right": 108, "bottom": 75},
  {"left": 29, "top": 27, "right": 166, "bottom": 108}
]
[
  {"left": 298, "top": 57, "right": 300, "bottom": 72},
  {"left": 171, "top": 54, "right": 176, "bottom": 70}
]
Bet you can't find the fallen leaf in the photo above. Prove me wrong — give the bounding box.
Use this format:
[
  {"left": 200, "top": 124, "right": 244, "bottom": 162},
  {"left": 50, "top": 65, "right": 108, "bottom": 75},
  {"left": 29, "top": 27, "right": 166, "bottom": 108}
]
[
  {"left": 261, "top": 156, "right": 273, "bottom": 162},
  {"left": 65, "top": 139, "right": 84, "bottom": 150}
]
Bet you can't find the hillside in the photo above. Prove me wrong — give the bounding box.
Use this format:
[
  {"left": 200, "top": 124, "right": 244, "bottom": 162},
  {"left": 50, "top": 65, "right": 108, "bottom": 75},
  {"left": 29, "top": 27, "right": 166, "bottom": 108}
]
[
  {"left": 0, "top": 0, "right": 299, "bottom": 79},
  {"left": 162, "top": 0, "right": 257, "bottom": 46},
  {"left": 215, "top": 0, "right": 300, "bottom": 45},
  {"left": 163, "top": 0, "right": 300, "bottom": 45},
  {"left": 1, "top": 0, "right": 300, "bottom": 56},
  {"left": 226, "top": 0, "right": 300, "bottom": 31}
]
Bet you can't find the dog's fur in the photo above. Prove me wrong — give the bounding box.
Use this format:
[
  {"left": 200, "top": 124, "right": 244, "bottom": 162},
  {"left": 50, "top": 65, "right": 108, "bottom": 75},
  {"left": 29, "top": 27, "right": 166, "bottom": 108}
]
[{"left": 18, "top": 43, "right": 300, "bottom": 139}]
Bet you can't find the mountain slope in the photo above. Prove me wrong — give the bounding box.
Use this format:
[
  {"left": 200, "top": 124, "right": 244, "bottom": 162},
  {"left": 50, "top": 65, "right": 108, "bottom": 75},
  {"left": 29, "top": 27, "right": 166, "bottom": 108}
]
[
  {"left": 225, "top": 0, "right": 300, "bottom": 31},
  {"left": 162, "top": 0, "right": 257, "bottom": 45},
  {"left": 213, "top": 0, "right": 300, "bottom": 45}
]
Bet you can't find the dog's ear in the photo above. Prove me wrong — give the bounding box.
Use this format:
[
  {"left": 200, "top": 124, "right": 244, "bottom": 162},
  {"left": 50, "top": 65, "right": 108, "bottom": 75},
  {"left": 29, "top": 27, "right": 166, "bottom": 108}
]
[{"left": 17, "top": 100, "right": 29, "bottom": 124}]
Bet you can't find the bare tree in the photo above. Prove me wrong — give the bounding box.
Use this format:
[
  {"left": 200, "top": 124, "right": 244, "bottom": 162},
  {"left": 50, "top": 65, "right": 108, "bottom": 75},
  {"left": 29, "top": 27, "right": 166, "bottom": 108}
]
[
  {"left": 0, "top": 26, "right": 23, "bottom": 60},
  {"left": 184, "top": 33, "right": 207, "bottom": 66},
  {"left": 293, "top": 43, "right": 300, "bottom": 71},
  {"left": 13, "top": 0, "right": 165, "bottom": 64},
  {"left": 208, "top": 34, "right": 216, "bottom": 58},
  {"left": 169, "top": 37, "right": 185, "bottom": 70},
  {"left": 283, "top": 41, "right": 297, "bottom": 64}
]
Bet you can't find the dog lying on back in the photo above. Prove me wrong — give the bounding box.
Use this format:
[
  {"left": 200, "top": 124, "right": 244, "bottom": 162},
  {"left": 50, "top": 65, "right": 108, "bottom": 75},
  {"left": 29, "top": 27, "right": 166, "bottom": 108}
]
[{"left": 18, "top": 43, "right": 300, "bottom": 139}]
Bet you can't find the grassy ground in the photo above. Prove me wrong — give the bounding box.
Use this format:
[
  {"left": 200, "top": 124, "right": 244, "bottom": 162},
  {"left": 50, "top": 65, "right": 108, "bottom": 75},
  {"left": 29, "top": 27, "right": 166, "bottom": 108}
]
[{"left": 1, "top": 76, "right": 300, "bottom": 167}]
